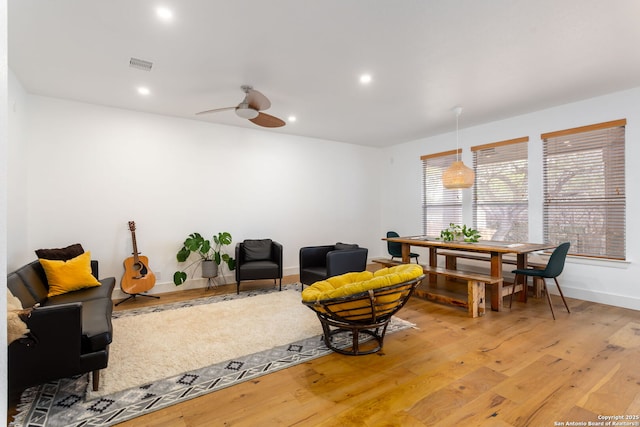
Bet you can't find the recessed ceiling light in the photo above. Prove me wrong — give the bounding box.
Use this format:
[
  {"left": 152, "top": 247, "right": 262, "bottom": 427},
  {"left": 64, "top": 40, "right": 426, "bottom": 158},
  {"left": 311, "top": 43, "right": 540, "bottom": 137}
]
[
  {"left": 288, "top": 115, "right": 297, "bottom": 123},
  {"left": 359, "top": 74, "right": 372, "bottom": 85},
  {"left": 137, "top": 87, "right": 150, "bottom": 96},
  {"left": 156, "top": 7, "right": 173, "bottom": 21}
]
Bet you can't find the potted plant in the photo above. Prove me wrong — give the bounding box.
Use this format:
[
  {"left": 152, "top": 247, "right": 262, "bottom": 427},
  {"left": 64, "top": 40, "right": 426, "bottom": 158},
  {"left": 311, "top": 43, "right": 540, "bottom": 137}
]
[
  {"left": 173, "top": 232, "right": 236, "bottom": 286},
  {"left": 438, "top": 223, "right": 481, "bottom": 242}
]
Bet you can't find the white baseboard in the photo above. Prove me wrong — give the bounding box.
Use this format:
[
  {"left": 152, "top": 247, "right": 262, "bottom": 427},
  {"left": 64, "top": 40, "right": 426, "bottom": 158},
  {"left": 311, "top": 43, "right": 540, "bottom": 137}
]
[
  {"left": 111, "top": 266, "right": 301, "bottom": 301},
  {"left": 556, "top": 285, "right": 640, "bottom": 311}
]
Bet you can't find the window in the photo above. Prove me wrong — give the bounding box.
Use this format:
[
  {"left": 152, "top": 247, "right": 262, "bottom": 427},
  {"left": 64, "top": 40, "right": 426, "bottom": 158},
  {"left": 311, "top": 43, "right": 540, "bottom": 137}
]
[
  {"left": 472, "top": 137, "right": 529, "bottom": 242},
  {"left": 542, "top": 119, "right": 626, "bottom": 259},
  {"left": 421, "top": 150, "right": 462, "bottom": 236}
]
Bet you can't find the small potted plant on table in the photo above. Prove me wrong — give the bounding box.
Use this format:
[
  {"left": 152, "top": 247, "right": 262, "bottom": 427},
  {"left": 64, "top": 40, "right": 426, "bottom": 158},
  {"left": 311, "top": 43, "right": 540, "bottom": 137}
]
[{"left": 439, "top": 223, "right": 481, "bottom": 242}]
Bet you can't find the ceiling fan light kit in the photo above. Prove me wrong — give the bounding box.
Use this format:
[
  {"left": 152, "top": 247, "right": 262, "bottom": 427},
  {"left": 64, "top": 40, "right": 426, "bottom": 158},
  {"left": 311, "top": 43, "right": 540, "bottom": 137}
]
[
  {"left": 235, "top": 104, "right": 259, "bottom": 119},
  {"left": 442, "top": 106, "right": 475, "bottom": 189},
  {"left": 196, "top": 85, "right": 285, "bottom": 128}
]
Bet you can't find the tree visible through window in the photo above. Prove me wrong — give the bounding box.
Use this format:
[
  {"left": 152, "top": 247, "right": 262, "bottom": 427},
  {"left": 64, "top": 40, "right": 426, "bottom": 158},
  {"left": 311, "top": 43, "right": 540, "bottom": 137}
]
[
  {"left": 542, "top": 119, "right": 626, "bottom": 259},
  {"left": 472, "top": 137, "right": 529, "bottom": 242},
  {"left": 421, "top": 150, "right": 462, "bottom": 236}
]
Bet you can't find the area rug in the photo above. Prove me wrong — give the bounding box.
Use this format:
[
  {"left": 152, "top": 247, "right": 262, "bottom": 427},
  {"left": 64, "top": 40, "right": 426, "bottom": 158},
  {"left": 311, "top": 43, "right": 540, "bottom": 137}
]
[
  {"left": 11, "top": 284, "right": 415, "bottom": 427},
  {"left": 90, "top": 288, "right": 322, "bottom": 397}
]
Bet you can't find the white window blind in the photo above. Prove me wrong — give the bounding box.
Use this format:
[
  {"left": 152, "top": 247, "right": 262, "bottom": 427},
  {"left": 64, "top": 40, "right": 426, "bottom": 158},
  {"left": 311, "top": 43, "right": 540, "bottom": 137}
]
[
  {"left": 421, "top": 150, "right": 462, "bottom": 236},
  {"left": 542, "top": 119, "right": 626, "bottom": 259},
  {"left": 472, "top": 137, "right": 529, "bottom": 242}
]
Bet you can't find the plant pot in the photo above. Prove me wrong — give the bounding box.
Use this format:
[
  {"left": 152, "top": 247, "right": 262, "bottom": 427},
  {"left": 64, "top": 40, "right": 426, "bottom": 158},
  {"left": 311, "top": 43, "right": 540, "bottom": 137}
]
[{"left": 201, "top": 260, "right": 218, "bottom": 278}]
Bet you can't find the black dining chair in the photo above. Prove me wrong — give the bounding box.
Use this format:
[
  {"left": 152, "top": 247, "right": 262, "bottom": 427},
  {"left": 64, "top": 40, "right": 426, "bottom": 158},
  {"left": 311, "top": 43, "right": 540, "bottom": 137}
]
[
  {"left": 509, "top": 242, "right": 571, "bottom": 319},
  {"left": 386, "top": 231, "right": 420, "bottom": 263}
]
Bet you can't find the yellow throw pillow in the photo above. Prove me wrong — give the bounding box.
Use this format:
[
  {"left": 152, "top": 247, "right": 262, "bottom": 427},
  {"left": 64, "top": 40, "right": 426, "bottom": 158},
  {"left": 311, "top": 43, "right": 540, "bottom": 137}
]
[{"left": 39, "top": 251, "right": 101, "bottom": 297}]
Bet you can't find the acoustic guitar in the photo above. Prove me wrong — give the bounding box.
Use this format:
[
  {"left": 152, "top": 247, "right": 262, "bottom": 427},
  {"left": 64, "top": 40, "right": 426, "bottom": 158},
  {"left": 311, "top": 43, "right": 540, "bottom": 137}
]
[{"left": 121, "top": 221, "right": 156, "bottom": 295}]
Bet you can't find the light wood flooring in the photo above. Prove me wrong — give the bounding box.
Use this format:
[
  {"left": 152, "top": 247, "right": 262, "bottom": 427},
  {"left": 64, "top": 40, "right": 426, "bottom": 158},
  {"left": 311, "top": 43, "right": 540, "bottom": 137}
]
[{"left": 9, "top": 271, "right": 640, "bottom": 426}]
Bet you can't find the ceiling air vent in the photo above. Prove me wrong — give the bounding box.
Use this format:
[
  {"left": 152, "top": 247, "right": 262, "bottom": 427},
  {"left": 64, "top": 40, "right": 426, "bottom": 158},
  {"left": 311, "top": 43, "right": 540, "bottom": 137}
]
[{"left": 129, "top": 57, "right": 153, "bottom": 71}]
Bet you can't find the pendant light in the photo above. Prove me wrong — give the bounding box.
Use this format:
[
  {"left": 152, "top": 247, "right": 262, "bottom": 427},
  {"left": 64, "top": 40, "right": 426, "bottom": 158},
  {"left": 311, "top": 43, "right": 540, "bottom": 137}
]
[{"left": 442, "top": 106, "right": 475, "bottom": 189}]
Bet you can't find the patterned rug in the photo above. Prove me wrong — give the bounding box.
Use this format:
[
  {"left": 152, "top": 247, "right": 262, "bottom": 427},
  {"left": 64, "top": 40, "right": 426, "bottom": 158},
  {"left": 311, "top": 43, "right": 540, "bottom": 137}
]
[{"left": 11, "top": 284, "right": 415, "bottom": 427}]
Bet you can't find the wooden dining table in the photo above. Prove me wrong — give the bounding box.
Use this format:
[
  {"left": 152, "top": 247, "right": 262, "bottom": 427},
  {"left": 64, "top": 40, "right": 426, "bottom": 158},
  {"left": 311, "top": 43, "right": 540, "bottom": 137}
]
[{"left": 383, "top": 235, "right": 557, "bottom": 311}]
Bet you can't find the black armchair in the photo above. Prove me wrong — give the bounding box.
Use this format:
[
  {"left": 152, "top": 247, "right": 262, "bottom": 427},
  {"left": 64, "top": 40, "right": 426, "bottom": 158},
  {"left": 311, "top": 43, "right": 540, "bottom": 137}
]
[
  {"left": 235, "top": 239, "right": 283, "bottom": 294},
  {"left": 299, "top": 243, "right": 368, "bottom": 289}
]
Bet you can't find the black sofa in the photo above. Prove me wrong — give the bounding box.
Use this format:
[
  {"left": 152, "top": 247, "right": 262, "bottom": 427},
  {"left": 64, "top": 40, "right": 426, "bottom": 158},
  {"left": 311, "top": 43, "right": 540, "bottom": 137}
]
[
  {"left": 7, "top": 259, "right": 115, "bottom": 392},
  {"left": 299, "top": 243, "right": 368, "bottom": 289}
]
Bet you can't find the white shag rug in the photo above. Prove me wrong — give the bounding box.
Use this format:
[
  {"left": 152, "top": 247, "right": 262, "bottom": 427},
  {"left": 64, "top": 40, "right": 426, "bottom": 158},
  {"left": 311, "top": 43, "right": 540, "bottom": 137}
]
[{"left": 90, "top": 289, "right": 321, "bottom": 397}]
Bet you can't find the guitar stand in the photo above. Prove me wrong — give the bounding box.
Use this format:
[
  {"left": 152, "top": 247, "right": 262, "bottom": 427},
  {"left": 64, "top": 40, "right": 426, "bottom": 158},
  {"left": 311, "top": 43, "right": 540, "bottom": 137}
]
[{"left": 115, "top": 292, "right": 160, "bottom": 306}]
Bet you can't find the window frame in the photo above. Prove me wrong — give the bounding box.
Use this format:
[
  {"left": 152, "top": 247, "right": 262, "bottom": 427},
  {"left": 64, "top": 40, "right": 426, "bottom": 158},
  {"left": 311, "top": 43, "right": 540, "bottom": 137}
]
[
  {"left": 541, "top": 119, "right": 626, "bottom": 260},
  {"left": 421, "top": 150, "right": 463, "bottom": 237},
  {"left": 471, "top": 137, "right": 529, "bottom": 242}
]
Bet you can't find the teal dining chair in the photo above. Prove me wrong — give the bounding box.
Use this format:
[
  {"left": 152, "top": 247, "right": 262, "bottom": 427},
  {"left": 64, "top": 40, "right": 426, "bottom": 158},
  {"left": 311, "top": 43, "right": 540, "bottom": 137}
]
[
  {"left": 386, "top": 231, "right": 420, "bottom": 263},
  {"left": 509, "top": 242, "right": 571, "bottom": 319}
]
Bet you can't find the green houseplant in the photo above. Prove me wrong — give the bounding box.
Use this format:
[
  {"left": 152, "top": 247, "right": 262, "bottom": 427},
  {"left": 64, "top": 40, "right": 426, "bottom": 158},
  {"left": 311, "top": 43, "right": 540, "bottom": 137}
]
[
  {"left": 173, "top": 232, "right": 236, "bottom": 286},
  {"left": 438, "top": 223, "right": 481, "bottom": 243}
]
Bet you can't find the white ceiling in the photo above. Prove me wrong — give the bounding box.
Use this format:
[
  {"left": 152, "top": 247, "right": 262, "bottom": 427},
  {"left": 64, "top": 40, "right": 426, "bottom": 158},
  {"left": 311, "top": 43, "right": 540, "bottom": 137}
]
[{"left": 9, "top": 0, "right": 640, "bottom": 147}]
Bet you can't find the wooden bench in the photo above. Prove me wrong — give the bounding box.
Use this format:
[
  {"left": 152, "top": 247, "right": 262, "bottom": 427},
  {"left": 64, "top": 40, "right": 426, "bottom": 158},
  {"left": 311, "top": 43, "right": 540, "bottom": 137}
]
[
  {"left": 437, "top": 250, "right": 546, "bottom": 297},
  {"left": 418, "top": 265, "right": 502, "bottom": 318},
  {"left": 372, "top": 257, "right": 505, "bottom": 316},
  {"left": 371, "top": 258, "right": 404, "bottom": 268}
]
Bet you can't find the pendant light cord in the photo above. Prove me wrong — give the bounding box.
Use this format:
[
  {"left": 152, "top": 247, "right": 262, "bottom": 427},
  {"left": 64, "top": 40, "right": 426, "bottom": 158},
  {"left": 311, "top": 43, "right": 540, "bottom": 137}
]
[
  {"left": 454, "top": 106, "right": 462, "bottom": 162},
  {"left": 456, "top": 112, "right": 460, "bottom": 161}
]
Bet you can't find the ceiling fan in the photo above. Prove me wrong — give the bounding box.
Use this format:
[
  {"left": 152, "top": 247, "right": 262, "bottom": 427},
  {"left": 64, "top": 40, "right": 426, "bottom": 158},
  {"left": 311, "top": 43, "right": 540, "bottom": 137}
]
[{"left": 196, "top": 85, "right": 286, "bottom": 128}]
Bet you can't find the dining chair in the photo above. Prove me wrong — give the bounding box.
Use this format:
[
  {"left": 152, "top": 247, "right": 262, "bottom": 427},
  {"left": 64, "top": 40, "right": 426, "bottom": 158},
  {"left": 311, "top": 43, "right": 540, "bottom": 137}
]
[
  {"left": 509, "top": 242, "right": 571, "bottom": 319},
  {"left": 386, "top": 231, "right": 420, "bottom": 263}
]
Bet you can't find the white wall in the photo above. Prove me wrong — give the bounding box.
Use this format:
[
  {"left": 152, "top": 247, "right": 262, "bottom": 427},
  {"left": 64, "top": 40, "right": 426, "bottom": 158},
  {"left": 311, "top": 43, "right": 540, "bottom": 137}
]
[
  {"left": 1, "top": 0, "right": 8, "bottom": 419},
  {"left": 381, "top": 87, "right": 640, "bottom": 310},
  {"left": 10, "top": 91, "right": 383, "bottom": 297},
  {"left": 7, "top": 70, "right": 28, "bottom": 271}
]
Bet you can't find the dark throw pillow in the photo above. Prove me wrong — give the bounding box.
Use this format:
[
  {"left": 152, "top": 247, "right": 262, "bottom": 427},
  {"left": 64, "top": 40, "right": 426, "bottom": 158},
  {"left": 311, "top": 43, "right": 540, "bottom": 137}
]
[
  {"left": 243, "top": 239, "right": 273, "bottom": 261},
  {"left": 335, "top": 242, "right": 359, "bottom": 251},
  {"left": 35, "top": 243, "right": 85, "bottom": 261}
]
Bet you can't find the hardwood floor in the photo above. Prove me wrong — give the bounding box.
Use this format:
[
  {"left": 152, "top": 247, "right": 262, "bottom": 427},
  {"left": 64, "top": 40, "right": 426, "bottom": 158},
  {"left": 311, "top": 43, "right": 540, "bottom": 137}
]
[{"left": 9, "top": 272, "right": 640, "bottom": 426}]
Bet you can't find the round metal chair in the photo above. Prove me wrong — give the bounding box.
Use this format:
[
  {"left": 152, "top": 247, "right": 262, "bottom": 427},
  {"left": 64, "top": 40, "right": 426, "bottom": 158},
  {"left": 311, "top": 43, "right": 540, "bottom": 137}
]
[{"left": 302, "top": 265, "right": 424, "bottom": 355}]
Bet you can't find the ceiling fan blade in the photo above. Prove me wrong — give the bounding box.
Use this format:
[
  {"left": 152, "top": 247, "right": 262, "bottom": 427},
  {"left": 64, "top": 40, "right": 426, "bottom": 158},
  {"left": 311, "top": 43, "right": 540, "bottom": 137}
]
[
  {"left": 250, "top": 112, "right": 286, "bottom": 128},
  {"left": 246, "top": 88, "right": 271, "bottom": 111},
  {"left": 195, "top": 106, "right": 235, "bottom": 116}
]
